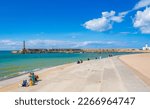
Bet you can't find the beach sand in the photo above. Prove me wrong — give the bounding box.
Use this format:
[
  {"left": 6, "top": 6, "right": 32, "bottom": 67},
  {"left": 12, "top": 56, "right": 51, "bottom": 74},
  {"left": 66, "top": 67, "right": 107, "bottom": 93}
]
[
  {"left": 119, "top": 53, "right": 150, "bottom": 87},
  {"left": 0, "top": 54, "right": 150, "bottom": 92}
]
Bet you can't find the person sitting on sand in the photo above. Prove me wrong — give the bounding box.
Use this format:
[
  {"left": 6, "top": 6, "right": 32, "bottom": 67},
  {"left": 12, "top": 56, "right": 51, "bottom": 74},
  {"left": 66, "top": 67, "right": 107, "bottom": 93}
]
[
  {"left": 77, "top": 60, "right": 80, "bottom": 64},
  {"left": 109, "top": 54, "right": 113, "bottom": 57},
  {"left": 21, "top": 80, "right": 28, "bottom": 87},
  {"left": 29, "top": 78, "right": 33, "bottom": 86},
  {"left": 29, "top": 72, "right": 39, "bottom": 83},
  {"left": 31, "top": 73, "right": 36, "bottom": 84},
  {"left": 29, "top": 72, "right": 35, "bottom": 84}
]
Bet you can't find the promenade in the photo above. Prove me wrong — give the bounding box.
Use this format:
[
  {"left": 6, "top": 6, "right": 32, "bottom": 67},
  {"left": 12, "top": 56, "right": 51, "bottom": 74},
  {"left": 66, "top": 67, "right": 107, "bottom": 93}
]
[{"left": 0, "top": 55, "right": 150, "bottom": 92}]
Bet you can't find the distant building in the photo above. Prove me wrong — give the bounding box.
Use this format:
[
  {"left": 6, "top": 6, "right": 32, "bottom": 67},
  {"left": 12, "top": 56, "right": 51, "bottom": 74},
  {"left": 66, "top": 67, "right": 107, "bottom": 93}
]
[{"left": 143, "top": 44, "right": 150, "bottom": 50}]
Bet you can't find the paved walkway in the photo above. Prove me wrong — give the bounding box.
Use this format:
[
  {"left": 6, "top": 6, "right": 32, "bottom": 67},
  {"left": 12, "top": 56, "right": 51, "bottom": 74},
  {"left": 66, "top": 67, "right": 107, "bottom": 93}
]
[{"left": 0, "top": 57, "right": 150, "bottom": 92}]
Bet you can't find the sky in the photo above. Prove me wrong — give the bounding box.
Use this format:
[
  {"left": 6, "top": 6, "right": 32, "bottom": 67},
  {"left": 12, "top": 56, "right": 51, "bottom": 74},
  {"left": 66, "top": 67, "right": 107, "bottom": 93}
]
[{"left": 0, "top": 0, "right": 150, "bottom": 50}]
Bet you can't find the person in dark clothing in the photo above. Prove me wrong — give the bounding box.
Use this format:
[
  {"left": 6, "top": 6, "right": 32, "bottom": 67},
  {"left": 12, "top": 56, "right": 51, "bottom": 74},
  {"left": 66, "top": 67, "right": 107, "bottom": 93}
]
[
  {"left": 21, "top": 80, "right": 28, "bottom": 87},
  {"left": 77, "top": 60, "right": 80, "bottom": 64}
]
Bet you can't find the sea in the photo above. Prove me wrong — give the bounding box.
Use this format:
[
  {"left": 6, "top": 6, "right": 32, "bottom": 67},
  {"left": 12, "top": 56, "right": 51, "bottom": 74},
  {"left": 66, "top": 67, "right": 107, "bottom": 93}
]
[{"left": 0, "top": 51, "right": 140, "bottom": 80}]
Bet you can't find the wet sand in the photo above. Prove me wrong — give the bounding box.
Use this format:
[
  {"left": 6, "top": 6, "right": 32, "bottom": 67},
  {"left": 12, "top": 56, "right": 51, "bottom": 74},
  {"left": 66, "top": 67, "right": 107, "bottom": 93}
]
[{"left": 0, "top": 54, "right": 150, "bottom": 92}]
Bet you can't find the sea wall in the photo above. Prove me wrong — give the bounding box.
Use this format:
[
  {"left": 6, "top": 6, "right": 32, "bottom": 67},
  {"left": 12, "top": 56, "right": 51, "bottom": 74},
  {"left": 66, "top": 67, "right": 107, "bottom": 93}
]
[{"left": 11, "top": 48, "right": 150, "bottom": 54}]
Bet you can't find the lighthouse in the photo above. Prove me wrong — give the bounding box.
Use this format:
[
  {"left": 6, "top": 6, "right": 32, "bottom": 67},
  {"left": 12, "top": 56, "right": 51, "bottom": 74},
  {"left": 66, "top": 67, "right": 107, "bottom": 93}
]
[
  {"left": 22, "top": 41, "right": 26, "bottom": 54},
  {"left": 23, "top": 41, "right": 26, "bottom": 49}
]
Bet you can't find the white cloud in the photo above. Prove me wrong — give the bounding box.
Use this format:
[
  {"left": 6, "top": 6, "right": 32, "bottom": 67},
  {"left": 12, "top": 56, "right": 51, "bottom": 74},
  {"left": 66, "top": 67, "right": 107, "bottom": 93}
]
[
  {"left": 27, "top": 40, "right": 67, "bottom": 46},
  {"left": 0, "top": 39, "right": 117, "bottom": 50},
  {"left": 0, "top": 40, "right": 21, "bottom": 48},
  {"left": 134, "top": 0, "right": 150, "bottom": 10},
  {"left": 133, "top": 7, "right": 150, "bottom": 34},
  {"left": 102, "top": 11, "right": 115, "bottom": 18},
  {"left": 26, "top": 40, "right": 116, "bottom": 48},
  {"left": 82, "top": 0, "right": 150, "bottom": 33},
  {"left": 119, "top": 32, "right": 131, "bottom": 34},
  {"left": 83, "top": 17, "right": 112, "bottom": 32},
  {"left": 0, "top": 40, "right": 20, "bottom": 46},
  {"left": 74, "top": 41, "right": 114, "bottom": 48},
  {"left": 0, "top": 40, "right": 22, "bottom": 50},
  {"left": 83, "top": 11, "right": 125, "bottom": 32}
]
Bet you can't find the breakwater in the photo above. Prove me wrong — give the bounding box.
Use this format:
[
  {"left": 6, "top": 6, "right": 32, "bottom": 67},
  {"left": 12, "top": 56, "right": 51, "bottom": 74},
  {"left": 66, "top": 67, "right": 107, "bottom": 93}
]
[{"left": 12, "top": 48, "right": 150, "bottom": 54}]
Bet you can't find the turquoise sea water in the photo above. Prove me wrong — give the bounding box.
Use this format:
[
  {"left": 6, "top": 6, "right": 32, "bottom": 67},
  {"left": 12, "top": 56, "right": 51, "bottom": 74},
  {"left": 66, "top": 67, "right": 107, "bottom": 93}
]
[{"left": 0, "top": 51, "right": 139, "bottom": 80}]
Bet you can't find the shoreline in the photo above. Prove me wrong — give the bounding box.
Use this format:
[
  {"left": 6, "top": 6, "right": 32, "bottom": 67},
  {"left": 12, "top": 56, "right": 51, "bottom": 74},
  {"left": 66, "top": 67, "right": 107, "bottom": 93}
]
[
  {"left": 0, "top": 63, "right": 74, "bottom": 92},
  {"left": 0, "top": 53, "right": 150, "bottom": 92},
  {"left": 0, "top": 55, "right": 108, "bottom": 81},
  {"left": 0, "top": 58, "right": 79, "bottom": 81},
  {"left": 0, "top": 51, "right": 142, "bottom": 81}
]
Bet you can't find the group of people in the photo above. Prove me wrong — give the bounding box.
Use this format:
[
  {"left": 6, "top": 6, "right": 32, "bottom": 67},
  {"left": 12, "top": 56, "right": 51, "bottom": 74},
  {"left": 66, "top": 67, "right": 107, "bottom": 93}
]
[
  {"left": 77, "top": 59, "right": 83, "bottom": 64},
  {"left": 20, "top": 72, "right": 39, "bottom": 87},
  {"left": 109, "top": 54, "right": 113, "bottom": 57},
  {"left": 77, "top": 57, "right": 102, "bottom": 64}
]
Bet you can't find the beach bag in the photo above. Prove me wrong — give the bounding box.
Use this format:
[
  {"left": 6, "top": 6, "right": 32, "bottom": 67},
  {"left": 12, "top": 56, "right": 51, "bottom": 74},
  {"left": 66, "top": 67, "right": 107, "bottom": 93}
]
[
  {"left": 36, "top": 75, "right": 39, "bottom": 79},
  {"left": 35, "top": 75, "right": 39, "bottom": 81}
]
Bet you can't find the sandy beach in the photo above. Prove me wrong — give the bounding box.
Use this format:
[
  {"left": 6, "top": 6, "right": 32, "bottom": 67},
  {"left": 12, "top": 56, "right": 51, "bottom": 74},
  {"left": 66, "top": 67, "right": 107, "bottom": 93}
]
[
  {"left": 119, "top": 53, "right": 150, "bottom": 86},
  {"left": 0, "top": 53, "right": 150, "bottom": 92}
]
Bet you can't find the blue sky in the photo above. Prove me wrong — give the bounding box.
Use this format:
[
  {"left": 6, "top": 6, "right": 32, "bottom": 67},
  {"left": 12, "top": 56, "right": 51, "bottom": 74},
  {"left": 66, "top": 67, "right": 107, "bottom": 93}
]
[{"left": 0, "top": 0, "right": 150, "bottom": 50}]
